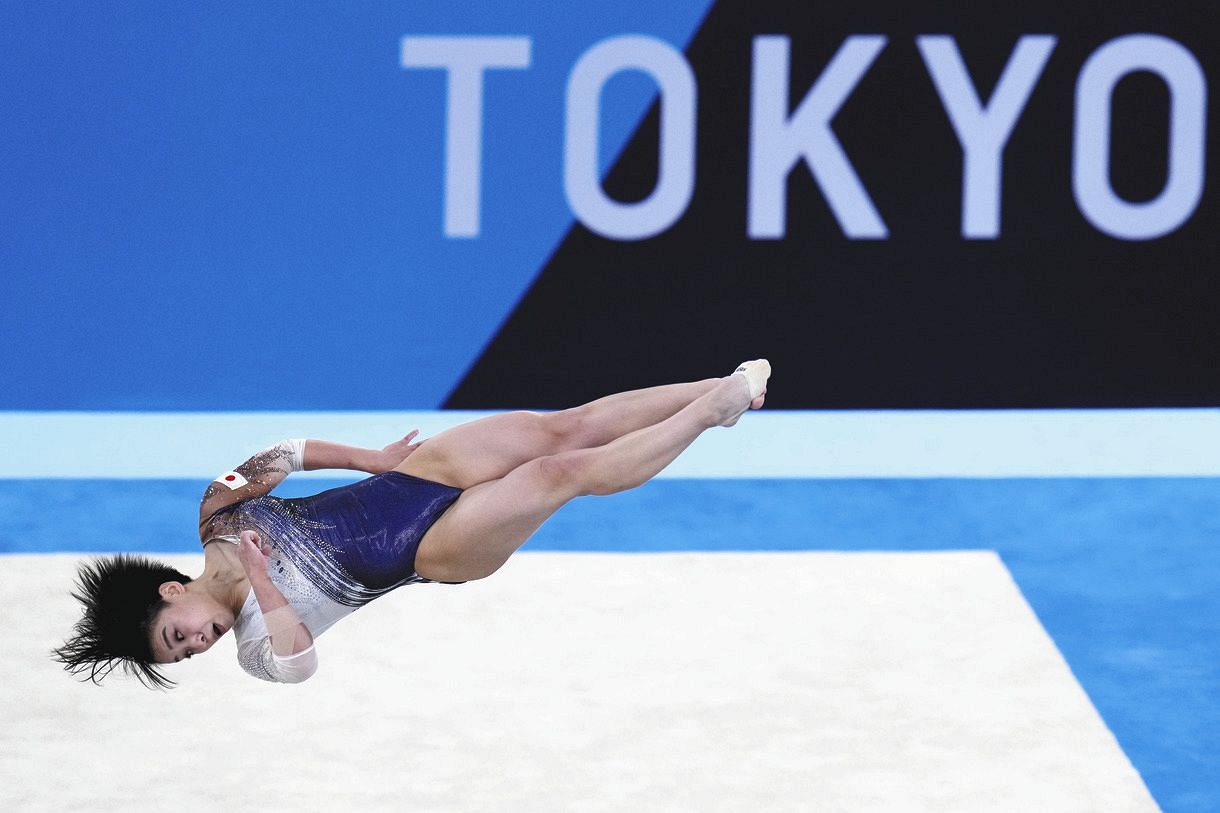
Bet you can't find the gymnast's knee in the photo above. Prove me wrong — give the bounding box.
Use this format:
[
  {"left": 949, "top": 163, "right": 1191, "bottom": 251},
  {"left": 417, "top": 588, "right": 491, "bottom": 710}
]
[
  {"left": 538, "top": 405, "right": 595, "bottom": 449},
  {"left": 534, "top": 450, "right": 602, "bottom": 498}
]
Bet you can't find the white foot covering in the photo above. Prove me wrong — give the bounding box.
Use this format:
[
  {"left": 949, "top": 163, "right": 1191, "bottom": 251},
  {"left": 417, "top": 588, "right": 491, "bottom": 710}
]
[{"left": 732, "top": 359, "right": 771, "bottom": 399}]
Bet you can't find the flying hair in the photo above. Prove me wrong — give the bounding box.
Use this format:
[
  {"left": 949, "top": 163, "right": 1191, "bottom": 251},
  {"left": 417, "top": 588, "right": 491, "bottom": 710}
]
[{"left": 52, "top": 554, "right": 193, "bottom": 690}]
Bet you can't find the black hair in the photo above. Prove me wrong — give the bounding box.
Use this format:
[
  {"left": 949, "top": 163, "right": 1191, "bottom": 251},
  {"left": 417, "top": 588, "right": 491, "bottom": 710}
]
[{"left": 52, "top": 554, "right": 193, "bottom": 690}]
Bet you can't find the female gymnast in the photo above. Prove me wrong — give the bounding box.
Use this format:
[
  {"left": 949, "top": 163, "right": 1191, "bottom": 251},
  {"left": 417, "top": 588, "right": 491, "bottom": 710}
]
[{"left": 53, "top": 361, "right": 770, "bottom": 687}]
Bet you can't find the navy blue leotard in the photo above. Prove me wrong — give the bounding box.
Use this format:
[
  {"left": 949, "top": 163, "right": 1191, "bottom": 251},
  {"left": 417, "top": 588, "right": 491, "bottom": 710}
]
[{"left": 205, "top": 472, "right": 462, "bottom": 682}]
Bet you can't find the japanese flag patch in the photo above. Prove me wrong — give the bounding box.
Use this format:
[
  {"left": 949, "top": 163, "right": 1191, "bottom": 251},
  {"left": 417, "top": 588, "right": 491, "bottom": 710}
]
[{"left": 214, "top": 471, "right": 248, "bottom": 490}]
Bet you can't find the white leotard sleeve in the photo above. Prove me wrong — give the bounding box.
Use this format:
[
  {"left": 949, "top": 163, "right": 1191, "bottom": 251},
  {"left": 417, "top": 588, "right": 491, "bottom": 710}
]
[
  {"left": 231, "top": 588, "right": 323, "bottom": 684},
  {"left": 237, "top": 635, "right": 318, "bottom": 684}
]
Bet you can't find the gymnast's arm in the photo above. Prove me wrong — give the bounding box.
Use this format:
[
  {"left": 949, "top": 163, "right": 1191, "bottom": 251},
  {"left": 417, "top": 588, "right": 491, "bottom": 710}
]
[
  {"left": 197, "top": 439, "right": 302, "bottom": 533},
  {"left": 237, "top": 530, "right": 317, "bottom": 683},
  {"left": 198, "top": 431, "right": 422, "bottom": 534}
]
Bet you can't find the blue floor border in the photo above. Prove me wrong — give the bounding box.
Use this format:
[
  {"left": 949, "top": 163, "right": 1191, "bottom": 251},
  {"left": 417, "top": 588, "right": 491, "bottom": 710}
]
[{"left": 4, "top": 477, "right": 1216, "bottom": 811}]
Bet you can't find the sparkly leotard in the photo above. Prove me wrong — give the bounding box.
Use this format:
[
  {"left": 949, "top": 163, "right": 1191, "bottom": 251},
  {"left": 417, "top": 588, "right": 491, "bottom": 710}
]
[{"left": 204, "top": 472, "right": 462, "bottom": 682}]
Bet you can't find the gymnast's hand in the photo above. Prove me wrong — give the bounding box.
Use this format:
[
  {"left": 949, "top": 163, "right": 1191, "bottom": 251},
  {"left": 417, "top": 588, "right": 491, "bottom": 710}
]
[
  {"left": 374, "top": 429, "right": 423, "bottom": 473},
  {"left": 236, "top": 530, "right": 271, "bottom": 580}
]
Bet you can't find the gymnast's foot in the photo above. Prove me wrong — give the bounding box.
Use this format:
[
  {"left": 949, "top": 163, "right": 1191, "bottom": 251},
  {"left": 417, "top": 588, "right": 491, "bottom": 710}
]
[{"left": 713, "top": 359, "right": 770, "bottom": 427}]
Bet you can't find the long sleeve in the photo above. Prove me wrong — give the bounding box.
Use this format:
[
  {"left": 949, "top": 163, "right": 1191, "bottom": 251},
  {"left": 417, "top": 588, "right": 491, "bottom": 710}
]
[{"left": 237, "top": 633, "right": 319, "bottom": 684}]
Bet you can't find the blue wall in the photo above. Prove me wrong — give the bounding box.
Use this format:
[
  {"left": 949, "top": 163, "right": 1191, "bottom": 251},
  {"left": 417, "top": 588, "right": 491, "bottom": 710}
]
[{"left": 0, "top": 2, "right": 713, "bottom": 408}]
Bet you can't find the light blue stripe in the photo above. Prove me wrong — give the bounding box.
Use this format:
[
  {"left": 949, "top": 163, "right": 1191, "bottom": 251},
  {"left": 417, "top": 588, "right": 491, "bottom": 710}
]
[{"left": 4, "top": 409, "right": 1220, "bottom": 478}]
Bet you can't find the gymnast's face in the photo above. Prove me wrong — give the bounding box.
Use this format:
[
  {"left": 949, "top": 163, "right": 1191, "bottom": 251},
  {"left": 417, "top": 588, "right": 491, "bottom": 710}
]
[{"left": 148, "top": 583, "right": 234, "bottom": 664}]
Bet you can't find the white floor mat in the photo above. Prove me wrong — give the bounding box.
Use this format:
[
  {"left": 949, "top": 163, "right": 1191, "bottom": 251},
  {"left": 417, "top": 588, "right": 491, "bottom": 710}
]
[{"left": 1, "top": 551, "right": 1158, "bottom": 812}]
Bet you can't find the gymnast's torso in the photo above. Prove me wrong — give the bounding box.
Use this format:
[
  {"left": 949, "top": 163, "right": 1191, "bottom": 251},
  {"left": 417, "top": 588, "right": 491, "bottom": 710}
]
[{"left": 201, "top": 472, "right": 461, "bottom": 681}]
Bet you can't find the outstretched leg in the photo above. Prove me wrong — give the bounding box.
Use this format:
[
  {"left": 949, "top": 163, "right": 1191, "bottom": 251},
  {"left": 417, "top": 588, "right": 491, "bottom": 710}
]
[
  {"left": 397, "top": 378, "right": 722, "bottom": 489},
  {"left": 414, "top": 368, "right": 767, "bottom": 582}
]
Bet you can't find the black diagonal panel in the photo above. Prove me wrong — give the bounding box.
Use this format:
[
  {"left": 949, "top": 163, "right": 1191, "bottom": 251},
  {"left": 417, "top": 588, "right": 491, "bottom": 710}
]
[{"left": 447, "top": 0, "right": 1219, "bottom": 409}]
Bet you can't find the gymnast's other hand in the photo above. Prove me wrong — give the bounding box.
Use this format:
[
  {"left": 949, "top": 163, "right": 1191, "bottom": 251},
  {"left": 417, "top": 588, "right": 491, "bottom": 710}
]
[
  {"left": 374, "top": 429, "right": 423, "bottom": 472},
  {"left": 237, "top": 530, "right": 271, "bottom": 580}
]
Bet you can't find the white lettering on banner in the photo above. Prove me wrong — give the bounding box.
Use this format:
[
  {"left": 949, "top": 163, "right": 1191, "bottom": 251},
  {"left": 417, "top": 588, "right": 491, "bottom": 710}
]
[
  {"left": 400, "top": 36, "right": 532, "bottom": 238},
  {"left": 1072, "top": 34, "right": 1208, "bottom": 241},
  {"left": 402, "top": 32, "right": 1208, "bottom": 242},
  {"left": 748, "top": 35, "right": 889, "bottom": 240},
  {"left": 565, "top": 36, "right": 697, "bottom": 240},
  {"left": 917, "top": 35, "right": 1057, "bottom": 239}
]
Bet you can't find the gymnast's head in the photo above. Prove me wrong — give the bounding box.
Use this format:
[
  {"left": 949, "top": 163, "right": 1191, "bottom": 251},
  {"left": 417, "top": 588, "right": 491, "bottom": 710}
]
[{"left": 53, "top": 554, "right": 219, "bottom": 689}]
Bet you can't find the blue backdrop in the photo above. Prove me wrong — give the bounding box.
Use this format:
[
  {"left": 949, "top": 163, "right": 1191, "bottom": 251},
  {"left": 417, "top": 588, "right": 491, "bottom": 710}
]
[{"left": 0, "top": 2, "right": 712, "bottom": 408}]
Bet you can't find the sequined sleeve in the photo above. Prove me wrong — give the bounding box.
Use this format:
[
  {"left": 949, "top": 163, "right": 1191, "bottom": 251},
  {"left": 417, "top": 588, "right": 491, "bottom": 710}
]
[
  {"left": 199, "top": 441, "right": 302, "bottom": 532},
  {"left": 237, "top": 636, "right": 318, "bottom": 684},
  {"left": 200, "top": 504, "right": 245, "bottom": 547}
]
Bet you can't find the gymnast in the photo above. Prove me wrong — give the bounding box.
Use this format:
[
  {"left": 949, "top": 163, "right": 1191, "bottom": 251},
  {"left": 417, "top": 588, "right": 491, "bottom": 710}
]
[{"left": 53, "top": 361, "right": 770, "bottom": 687}]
